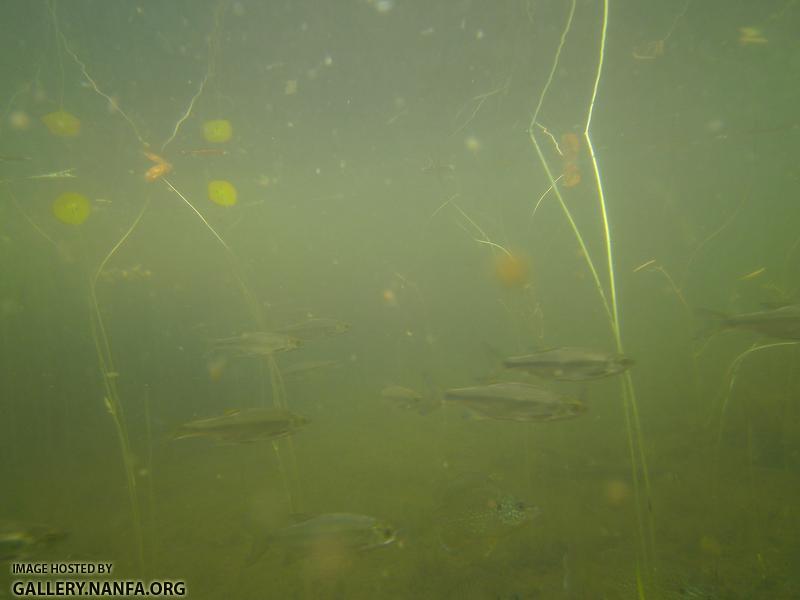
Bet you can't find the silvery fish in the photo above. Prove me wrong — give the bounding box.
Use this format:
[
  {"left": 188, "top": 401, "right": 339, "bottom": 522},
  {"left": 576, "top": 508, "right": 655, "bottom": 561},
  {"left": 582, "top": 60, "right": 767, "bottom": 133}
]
[
  {"left": 435, "top": 481, "right": 538, "bottom": 557},
  {"left": 503, "top": 347, "right": 634, "bottom": 381},
  {"left": 698, "top": 304, "right": 800, "bottom": 339},
  {"left": 173, "top": 408, "right": 309, "bottom": 444},
  {"left": 249, "top": 513, "right": 397, "bottom": 563},
  {"left": 445, "top": 382, "right": 586, "bottom": 422},
  {"left": 0, "top": 520, "right": 67, "bottom": 561},
  {"left": 274, "top": 318, "right": 350, "bottom": 341},
  {"left": 212, "top": 331, "right": 301, "bottom": 357}
]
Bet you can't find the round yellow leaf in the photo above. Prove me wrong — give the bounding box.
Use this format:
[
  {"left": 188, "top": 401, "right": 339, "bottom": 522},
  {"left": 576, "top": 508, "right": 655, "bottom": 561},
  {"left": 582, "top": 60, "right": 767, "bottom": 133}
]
[
  {"left": 208, "top": 180, "right": 238, "bottom": 206},
  {"left": 41, "top": 110, "right": 81, "bottom": 137},
  {"left": 203, "top": 119, "right": 232, "bottom": 143},
  {"left": 52, "top": 192, "right": 91, "bottom": 225}
]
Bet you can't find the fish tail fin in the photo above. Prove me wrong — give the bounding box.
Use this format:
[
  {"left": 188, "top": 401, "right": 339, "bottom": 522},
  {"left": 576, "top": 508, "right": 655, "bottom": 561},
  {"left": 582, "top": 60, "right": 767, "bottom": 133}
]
[
  {"left": 695, "top": 307, "right": 729, "bottom": 320},
  {"left": 694, "top": 308, "right": 731, "bottom": 340}
]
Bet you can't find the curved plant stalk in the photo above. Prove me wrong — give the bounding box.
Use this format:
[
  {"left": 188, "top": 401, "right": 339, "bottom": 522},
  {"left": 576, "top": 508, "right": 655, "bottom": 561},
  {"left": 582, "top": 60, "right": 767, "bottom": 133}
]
[
  {"left": 161, "top": 178, "right": 264, "bottom": 325},
  {"left": 527, "top": 0, "right": 655, "bottom": 591},
  {"left": 160, "top": 73, "right": 209, "bottom": 153},
  {"left": 51, "top": 0, "right": 305, "bottom": 567},
  {"left": 60, "top": 33, "right": 146, "bottom": 146},
  {"left": 89, "top": 198, "right": 151, "bottom": 575},
  {"left": 142, "top": 383, "right": 158, "bottom": 566},
  {"left": 633, "top": 259, "right": 702, "bottom": 404},
  {"left": 6, "top": 185, "right": 59, "bottom": 250},
  {"left": 584, "top": 0, "right": 657, "bottom": 586},
  {"left": 717, "top": 341, "right": 800, "bottom": 443},
  {"left": 161, "top": 177, "right": 301, "bottom": 512},
  {"left": 713, "top": 340, "right": 799, "bottom": 524},
  {"left": 526, "top": 0, "right": 613, "bottom": 331},
  {"left": 681, "top": 194, "right": 746, "bottom": 290},
  {"left": 161, "top": 1, "right": 227, "bottom": 153},
  {"left": 5, "top": 181, "right": 148, "bottom": 573},
  {"left": 62, "top": 0, "right": 227, "bottom": 152},
  {"left": 633, "top": 261, "right": 690, "bottom": 314},
  {"left": 531, "top": 174, "right": 563, "bottom": 219}
]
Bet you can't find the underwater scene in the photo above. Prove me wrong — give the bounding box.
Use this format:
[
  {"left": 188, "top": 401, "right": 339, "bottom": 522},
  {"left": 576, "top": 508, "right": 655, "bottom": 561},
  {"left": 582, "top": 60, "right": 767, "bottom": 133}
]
[{"left": 1, "top": 0, "right": 799, "bottom": 598}]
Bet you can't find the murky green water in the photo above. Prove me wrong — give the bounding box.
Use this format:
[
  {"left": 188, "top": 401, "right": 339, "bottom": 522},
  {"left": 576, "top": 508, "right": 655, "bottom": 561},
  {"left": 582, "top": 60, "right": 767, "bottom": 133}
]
[{"left": 1, "top": 1, "right": 799, "bottom": 598}]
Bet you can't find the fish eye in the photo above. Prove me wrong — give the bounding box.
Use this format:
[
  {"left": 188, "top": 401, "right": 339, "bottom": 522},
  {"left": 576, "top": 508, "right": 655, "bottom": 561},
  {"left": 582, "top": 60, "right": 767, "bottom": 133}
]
[
  {"left": 383, "top": 528, "right": 394, "bottom": 539},
  {"left": 516, "top": 502, "right": 526, "bottom": 510}
]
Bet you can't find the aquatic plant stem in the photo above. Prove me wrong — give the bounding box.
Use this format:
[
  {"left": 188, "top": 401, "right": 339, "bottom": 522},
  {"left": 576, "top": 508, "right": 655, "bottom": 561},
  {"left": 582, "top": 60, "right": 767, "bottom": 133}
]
[
  {"left": 161, "top": 74, "right": 209, "bottom": 153},
  {"left": 531, "top": 174, "right": 563, "bottom": 219},
  {"left": 89, "top": 198, "right": 151, "bottom": 575},
  {"left": 474, "top": 238, "right": 513, "bottom": 257},
  {"left": 262, "top": 346, "right": 299, "bottom": 510},
  {"left": 62, "top": 2, "right": 225, "bottom": 152},
  {"left": 583, "top": 0, "right": 656, "bottom": 583},
  {"left": 528, "top": 133, "right": 614, "bottom": 326},
  {"left": 93, "top": 199, "right": 151, "bottom": 284},
  {"left": 267, "top": 354, "right": 303, "bottom": 512},
  {"left": 525, "top": 3, "right": 613, "bottom": 322},
  {"left": 452, "top": 76, "right": 512, "bottom": 135},
  {"left": 635, "top": 262, "right": 690, "bottom": 314},
  {"left": 527, "top": 0, "right": 613, "bottom": 327},
  {"left": 6, "top": 185, "right": 60, "bottom": 250},
  {"left": 681, "top": 193, "right": 746, "bottom": 290},
  {"left": 161, "top": 1, "right": 227, "bottom": 153},
  {"left": 142, "top": 383, "right": 158, "bottom": 566},
  {"left": 584, "top": 0, "right": 616, "bottom": 334},
  {"left": 717, "top": 341, "right": 800, "bottom": 442},
  {"left": 53, "top": 1, "right": 299, "bottom": 565},
  {"left": 529, "top": 0, "right": 575, "bottom": 126},
  {"left": 161, "top": 178, "right": 267, "bottom": 332},
  {"left": 161, "top": 178, "right": 301, "bottom": 514},
  {"left": 633, "top": 261, "right": 702, "bottom": 405},
  {"left": 528, "top": 0, "right": 654, "bottom": 591},
  {"left": 449, "top": 199, "right": 513, "bottom": 258},
  {"left": 162, "top": 179, "right": 233, "bottom": 253},
  {"left": 60, "top": 34, "right": 146, "bottom": 146}
]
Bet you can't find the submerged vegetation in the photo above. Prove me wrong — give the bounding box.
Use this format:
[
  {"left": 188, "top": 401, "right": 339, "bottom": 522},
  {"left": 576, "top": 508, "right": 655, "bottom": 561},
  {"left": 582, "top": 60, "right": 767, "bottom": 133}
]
[{"left": 1, "top": 0, "right": 799, "bottom": 598}]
